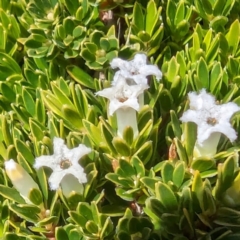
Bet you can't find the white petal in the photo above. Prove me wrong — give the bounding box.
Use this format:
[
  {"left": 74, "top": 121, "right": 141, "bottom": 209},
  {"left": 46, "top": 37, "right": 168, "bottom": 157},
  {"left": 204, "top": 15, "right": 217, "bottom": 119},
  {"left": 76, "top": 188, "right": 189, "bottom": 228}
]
[
  {"left": 34, "top": 155, "right": 58, "bottom": 170},
  {"left": 139, "top": 65, "right": 162, "bottom": 80},
  {"left": 110, "top": 58, "right": 128, "bottom": 70},
  {"left": 66, "top": 164, "right": 87, "bottom": 184},
  {"left": 48, "top": 164, "right": 87, "bottom": 190},
  {"left": 63, "top": 144, "right": 91, "bottom": 164},
  {"left": 219, "top": 102, "right": 240, "bottom": 121},
  {"left": 48, "top": 170, "right": 66, "bottom": 190},
  {"left": 96, "top": 87, "right": 114, "bottom": 100},
  {"left": 130, "top": 75, "right": 149, "bottom": 85},
  {"left": 53, "top": 137, "right": 65, "bottom": 154},
  {"left": 109, "top": 98, "right": 139, "bottom": 115},
  {"left": 188, "top": 89, "right": 216, "bottom": 110},
  {"left": 132, "top": 53, "right": 147, "bottom": 66},
  {"left": 112, "top": 71, "right": 128, "bottom": 85}
]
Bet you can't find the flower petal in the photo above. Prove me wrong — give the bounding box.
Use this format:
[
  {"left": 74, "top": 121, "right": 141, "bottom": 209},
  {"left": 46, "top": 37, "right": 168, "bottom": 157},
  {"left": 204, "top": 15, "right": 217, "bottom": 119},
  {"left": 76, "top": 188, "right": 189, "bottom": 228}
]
[
  {"left": 109, "top": 98, "right": 139, "bottom": 115},
  {"left": 63, "top": 144, "right": 91, "bottom": 164},
  {"left": 139, "top": 65, "right": 162, "bottom": 80},
  {"left": 34, "top": 155, "right": 58, "bottom": 170}
]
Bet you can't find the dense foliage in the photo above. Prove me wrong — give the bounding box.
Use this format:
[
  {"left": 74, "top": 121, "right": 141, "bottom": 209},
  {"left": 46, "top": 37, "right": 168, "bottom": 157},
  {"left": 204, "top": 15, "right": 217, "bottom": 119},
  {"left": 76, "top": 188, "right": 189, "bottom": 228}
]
[{"left": 0, "top": 0, "right": 240, "bottom": 239}]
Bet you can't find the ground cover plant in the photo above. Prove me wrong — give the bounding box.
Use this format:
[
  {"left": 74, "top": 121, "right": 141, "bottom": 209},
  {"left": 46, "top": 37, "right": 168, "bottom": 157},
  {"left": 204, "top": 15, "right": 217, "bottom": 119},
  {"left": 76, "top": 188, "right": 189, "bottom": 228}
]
[{"left": 1, "top": 0, "right": 240, "bottom": 239}]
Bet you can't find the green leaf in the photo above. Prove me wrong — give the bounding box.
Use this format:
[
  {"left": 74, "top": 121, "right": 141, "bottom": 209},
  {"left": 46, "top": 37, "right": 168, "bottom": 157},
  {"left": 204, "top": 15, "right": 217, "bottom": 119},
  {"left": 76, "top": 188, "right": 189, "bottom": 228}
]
[
  {"left": 0, "top": 83, "right": 16, "bottom": 102},
  {"left": 30, "top": 119, "right": 45, "bottom": 141},
  {"left": 61, "top": 104, "right": 83, "bottom": 130},
  {"left": 118, "top": 159, "right": 135, "bottom": 178},
  {"left": 55, "top": 227, "right": 69, "bottom": 240},
  {"left": 51, "top": 83, "right": 75, "bottom": 109},
  {"left": 197, "top": 57, "right": 209, "bottom": 89},
  {"left": 192, "top": 171, "right": 203, "bottom": 205},
  {"left": 166, "top": 57, "right": 179, "bottom": 82},
  {"left": 203, "top": 28, "right": 212, "bottom": 52},
  {"left": 132, "top": 2, "right": 144, "bottom": 31},
  {"left": 22, "top": 88, "right": 35, "bottom": 116},
  {"left": 0, "top": 184, "right": 25, "bottom": 204},
  {"left": 183, "top": 122, "right": 197, "bottom": 162},
  {"left": 166, "top": 0, "right": 176, "bottom": 28},
  {"left": 222, "top": 155, "right": 235, "bottom": 188},
  {"left": 71, "top": 83, "right": 88, "bottom": 119},
  {"left": 206, "top": 35, "right": 219, "bottom": 63},
  {"left": 28, "top": 188, "right": 43, "bottom": 206},
  {"left": 173, "top": 161, "right": 185, "bottom": 188},
  {"left": 36, "top": 168, "right": 48, "bottom": 201},
  {"left": 162, "top": 162, "right": 174, "bottom": 184},
  {"left": 131, "top": 156, "right": 145, "bottom": 178},
  {"left": 9, "top": 204, "right": 40, "bottom": 223},
  {"left": 134, "top": 141, "right": 153, "bottom": 164},
  {"left": 77, "top": 202, "right": 93, "bottom": 221},
  {"left": 66, "top": 65, "right": 95, "bottom": 89},
  {"left": 83, "top": 120, "right": 102, "bottom": 146},
  {"left": 141, "top": 177, "right": 159, "bottom": 192},
  {"left": 86, "top": 220, "right": 99, "bottom": 234},
  {"left": 112, "top": 137, "right": 131, "bottom": 157},
  {"left": 202, "top": 0, "right": 213, "bottom": 15},
  {"left": 174, "top": 1, "right": 185, "bottom": 26},
  {"left": 123, "top": 126, "right": 134, "bottom": 145},
  {"left": 155, "top": 182, "right": 178, "bottom": 211},
  {"left": 176, "top": 20, "right": 190, "bottom": 38},
  {"left": 0, "top": 8, "right": 10, "bottom": 29},
  {"left": 145, "top": 0, "right": 158, "bottom": 36},
  {"left": 69, "top": 211, "right": 86, "bottom": 226},
  {"left": 15, "top": 139, "right": 35, "bottom": 164},
  {"left": 159, "top": 89, "right": 174, "bottom": 113},
  {"left": 210, "top": 16, "right": 228, "bottom": 30},
  {"left": 81, "top": 48, "right": 96, "bottom": 62},
  {"left": 213, "top": 0, "right": 224, "bottom": 15},
  {"left": 191, "top": 158, "right": 215, "bottom": 172},
  {"left": 226, "top": 19, "right": 240, "bottom": 55},
  {"left": 106, "top": 173, "right": 134, "bottom": 188},
  {"left": 170, "top": 110, "right": 182, "bottom": 139},
  {"left": 2, "top": 115, "right": 13, "bottom": 145},
  {"left": 11, "top": 104, "right": 31, "bottom": 130},
  {"left": 175, "top": 138, "right": 189, "bottom": 165},
  {"left": 210, "top": 62, "right": 222, "bottom": 94},
  {"left": 222, "top": 0, "right": 235, "bottom": 15}
]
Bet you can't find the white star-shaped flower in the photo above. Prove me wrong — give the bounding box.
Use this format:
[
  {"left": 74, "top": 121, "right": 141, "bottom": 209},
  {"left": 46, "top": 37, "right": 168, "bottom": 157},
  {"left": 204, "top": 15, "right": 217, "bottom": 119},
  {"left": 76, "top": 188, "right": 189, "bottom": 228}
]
[
  {"left": 111, "top": 53, "right": 162, "bottom": 85},
  {"left": 180, "top": 89, "right": 240, "bottom": 145},
  {"left": 96, "top": 77, "right": 148, "bottom": 115},
  {"left": 34, "top": 137, "right": 91, "bottom": 190}
]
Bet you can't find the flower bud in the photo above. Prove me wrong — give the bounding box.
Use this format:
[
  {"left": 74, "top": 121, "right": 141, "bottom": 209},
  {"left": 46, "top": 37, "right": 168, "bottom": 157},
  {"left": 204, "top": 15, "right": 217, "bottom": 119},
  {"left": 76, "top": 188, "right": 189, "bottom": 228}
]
[{"left": 5, "top": 159, "right": 39, "bottom": 204}]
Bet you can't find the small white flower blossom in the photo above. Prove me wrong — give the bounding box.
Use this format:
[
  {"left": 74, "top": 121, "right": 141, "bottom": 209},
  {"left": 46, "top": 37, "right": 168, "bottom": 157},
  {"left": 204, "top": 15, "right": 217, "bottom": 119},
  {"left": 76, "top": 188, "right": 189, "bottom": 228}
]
[
  {"left": 34, "top": 137, "right": 91, "bottom": 190},
  {"left": 96, "top": 76, "right": 148, "bottom": 115},
  {"left": 111, "top": 53, "right": 162, "bottom": 85},
  {"left": 180, "top": 89, "right": 240, "bottom": 145}
]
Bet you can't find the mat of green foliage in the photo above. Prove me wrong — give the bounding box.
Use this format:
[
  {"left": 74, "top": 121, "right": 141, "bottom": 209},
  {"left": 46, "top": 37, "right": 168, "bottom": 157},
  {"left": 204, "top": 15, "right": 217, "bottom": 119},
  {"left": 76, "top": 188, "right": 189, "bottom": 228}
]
[{"left": 0, "top": 0, "right": 240, "bottom": 239}]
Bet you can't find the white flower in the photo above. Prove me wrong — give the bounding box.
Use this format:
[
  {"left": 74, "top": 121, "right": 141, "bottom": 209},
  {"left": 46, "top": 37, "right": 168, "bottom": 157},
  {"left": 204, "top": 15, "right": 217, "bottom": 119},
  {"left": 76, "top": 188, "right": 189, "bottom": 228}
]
[
  {"left": 5, "top": 159, "right": 40, "bottom": 204},
  {"left": 34, "top": 137, "right": 91, "bottom": 191},
  {"left": 96, "top": 77, "right": 148, "bottom": 115},
  {"left": 180, "top": 89, "right": 240, "bottom": 145},
  {"left": 111, "top": 53, "right": 162, "bottom": 85}
]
